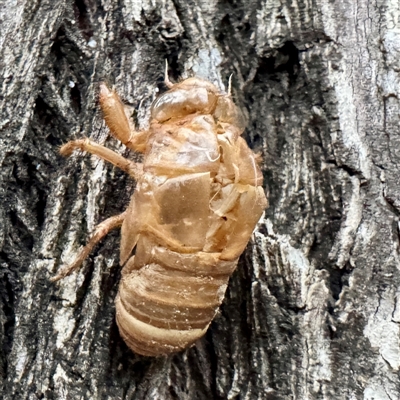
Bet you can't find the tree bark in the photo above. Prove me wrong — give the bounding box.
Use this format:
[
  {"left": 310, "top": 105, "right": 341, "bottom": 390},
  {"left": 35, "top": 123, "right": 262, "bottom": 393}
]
[{"left": 1, "top": 0, "right": 399, "bottom": 399}]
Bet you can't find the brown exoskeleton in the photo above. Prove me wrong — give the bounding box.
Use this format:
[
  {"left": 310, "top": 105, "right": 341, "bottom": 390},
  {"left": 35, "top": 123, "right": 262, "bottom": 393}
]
[{"left": 52, "top": 65, "right": 267, "bottom": 356}]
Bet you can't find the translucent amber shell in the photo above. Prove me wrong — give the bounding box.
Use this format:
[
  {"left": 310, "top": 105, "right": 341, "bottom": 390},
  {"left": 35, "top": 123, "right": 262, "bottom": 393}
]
[{"left": 116, "top": 77, "right": 268, "bottom": 356}]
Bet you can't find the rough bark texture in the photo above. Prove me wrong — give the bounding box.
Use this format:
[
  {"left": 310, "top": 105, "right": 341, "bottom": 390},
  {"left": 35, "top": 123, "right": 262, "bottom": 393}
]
[{"left": 1, "top": 0, "right": 399, "bottom": 399}]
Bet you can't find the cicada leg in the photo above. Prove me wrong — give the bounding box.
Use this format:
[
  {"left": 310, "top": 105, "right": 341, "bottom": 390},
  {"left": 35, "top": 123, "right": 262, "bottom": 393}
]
[
  {"left": 60, "top": 138, "right": 142, "bottom": 178},
  {"left": 51, "top": 212, "right": 127, "bottom": 282},
  {"left": 99, "top": 83, "right": 150, "bottom": 153}
]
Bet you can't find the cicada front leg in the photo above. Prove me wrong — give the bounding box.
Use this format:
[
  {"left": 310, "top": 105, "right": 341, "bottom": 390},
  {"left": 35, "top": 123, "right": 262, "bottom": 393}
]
[{"left": 99, "top": 83, "right": 150, "bottom": 153}]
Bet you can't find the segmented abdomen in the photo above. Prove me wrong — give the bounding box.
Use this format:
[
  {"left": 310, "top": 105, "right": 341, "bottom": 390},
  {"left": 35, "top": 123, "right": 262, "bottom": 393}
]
[{"left": 116, "top": 236, "right": 237, "bottom": 356}]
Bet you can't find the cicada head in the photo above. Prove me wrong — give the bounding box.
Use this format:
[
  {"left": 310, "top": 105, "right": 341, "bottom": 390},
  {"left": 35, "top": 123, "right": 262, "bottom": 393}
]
[{"left": 151, "top": 77, "right": 220, "bottom": 122}]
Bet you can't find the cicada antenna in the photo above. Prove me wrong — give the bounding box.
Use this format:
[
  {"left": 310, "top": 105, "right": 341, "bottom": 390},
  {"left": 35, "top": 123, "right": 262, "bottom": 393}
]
[
  {"left": 227, "top": 73, "right": 233, "bottom": 96},
  {"left": 164, "top": 60, "right": 174, "bottom": 89}
]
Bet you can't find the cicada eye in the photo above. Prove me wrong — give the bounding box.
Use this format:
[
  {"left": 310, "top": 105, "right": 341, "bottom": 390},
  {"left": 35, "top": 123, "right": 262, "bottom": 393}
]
[{"left": 214, "top": 96, "right": 247, "bottom": 133}]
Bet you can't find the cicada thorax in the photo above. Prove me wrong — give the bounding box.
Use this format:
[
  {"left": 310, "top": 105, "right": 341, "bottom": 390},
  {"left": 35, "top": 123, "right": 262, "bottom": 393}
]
[{"left": 115, "top": 78, "right": 267, "bottom": 356}]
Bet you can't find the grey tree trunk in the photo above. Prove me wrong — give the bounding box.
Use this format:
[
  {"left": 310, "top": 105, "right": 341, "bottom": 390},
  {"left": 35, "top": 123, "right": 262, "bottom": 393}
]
[{"left": 1, "top": 0, "right": 398, "bottom": 399}]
